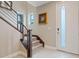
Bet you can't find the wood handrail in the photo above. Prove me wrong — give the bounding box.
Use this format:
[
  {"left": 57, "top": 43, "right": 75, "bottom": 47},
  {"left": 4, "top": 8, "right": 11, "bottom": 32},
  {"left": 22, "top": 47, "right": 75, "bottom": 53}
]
[{"left": 20, "top": 22, "right": 28, "bottom": 30}]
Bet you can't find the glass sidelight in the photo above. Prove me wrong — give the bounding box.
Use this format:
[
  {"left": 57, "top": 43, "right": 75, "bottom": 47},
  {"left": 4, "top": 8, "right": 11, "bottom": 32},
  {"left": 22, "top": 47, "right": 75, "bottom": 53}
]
[{"left": 60, "top": 6, "right": 66, "bottom": 48}]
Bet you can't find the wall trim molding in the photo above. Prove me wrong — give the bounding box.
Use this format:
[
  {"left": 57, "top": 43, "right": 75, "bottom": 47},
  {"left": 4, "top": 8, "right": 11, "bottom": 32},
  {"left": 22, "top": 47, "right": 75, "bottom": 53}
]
[
  {"left": 57, "top": 49, "right": 79, "bottom": 55},
  {"left": 45, "top": 45, "right": 57, "bottom": 50},
  {"left": 4, "top": 51, "right": 21, "bottom": 58},
  {"left": 4, "top": 51, "right": 27, "bottom": 58},
  {"left": 45, "top": 45, "right": 79, "bottom": 55}
]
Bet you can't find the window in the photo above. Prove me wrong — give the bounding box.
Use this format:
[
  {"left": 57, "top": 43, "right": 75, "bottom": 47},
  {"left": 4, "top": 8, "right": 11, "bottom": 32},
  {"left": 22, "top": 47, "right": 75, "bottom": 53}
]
[
  {"left": 30, "top": 14, "right": 35, "bottom": 24},
  {"left": 28, "top": 13, "right": 35, "bottom": 27},
  {"left": 17, "top": 14, "right": 23, "bottom": 33}
]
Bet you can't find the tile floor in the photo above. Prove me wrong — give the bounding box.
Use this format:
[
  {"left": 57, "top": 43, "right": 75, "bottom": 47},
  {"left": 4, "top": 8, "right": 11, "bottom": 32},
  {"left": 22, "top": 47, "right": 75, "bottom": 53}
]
[{"left": 14, "top": 47, "right": 79, "bottom": 58}]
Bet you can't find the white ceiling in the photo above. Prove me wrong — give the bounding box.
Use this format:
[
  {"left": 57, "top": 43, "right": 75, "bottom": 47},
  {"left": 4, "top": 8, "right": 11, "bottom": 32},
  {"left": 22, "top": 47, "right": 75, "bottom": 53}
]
[{"left": 27, "top": 1, "right": 51, "bottom": 7}]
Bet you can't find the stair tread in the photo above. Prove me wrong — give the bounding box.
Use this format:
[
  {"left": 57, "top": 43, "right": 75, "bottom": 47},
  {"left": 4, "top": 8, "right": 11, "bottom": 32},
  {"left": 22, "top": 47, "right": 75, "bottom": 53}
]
[
  {"left": 24, "top": 36, "right": 36, "bottom": 39},
  {"left": 24, "top": 36, "right": 37, "bottom": 40},
  {"left": 32, "top": 37, "right": 37, "bottom": 41},
  {"left": 32, "top": 40, "right": 39, "bottom": 44},
  {"left": 32, "top": 37, "right": 37, "bottom": 39},
  {"left": 32, "top": 43, "right": 42, "bottom": 49}
]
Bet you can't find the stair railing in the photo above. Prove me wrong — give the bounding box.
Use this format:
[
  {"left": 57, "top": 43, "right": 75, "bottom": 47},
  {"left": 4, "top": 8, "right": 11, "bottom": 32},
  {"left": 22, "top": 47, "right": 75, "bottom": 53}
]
[{"left": 0, "top": 1, "right": 32, "bottom": 57}]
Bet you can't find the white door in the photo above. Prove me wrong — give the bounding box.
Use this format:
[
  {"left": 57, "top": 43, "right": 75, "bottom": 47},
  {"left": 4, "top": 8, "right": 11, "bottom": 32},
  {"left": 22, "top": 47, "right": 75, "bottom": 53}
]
[{"left": 56, "top": 2, "right": 79, "bottom": 54}]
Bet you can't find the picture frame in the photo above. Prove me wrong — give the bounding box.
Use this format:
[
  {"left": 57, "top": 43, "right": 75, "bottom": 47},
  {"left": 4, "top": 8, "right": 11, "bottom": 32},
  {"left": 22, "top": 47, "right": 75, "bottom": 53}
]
[{"left": 38, "top": 13, "right": 47, "bottom": 24}]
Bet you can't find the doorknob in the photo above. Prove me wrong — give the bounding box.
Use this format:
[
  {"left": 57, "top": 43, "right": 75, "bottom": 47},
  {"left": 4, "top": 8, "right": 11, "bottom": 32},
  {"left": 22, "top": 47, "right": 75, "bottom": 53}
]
[
  {"left": 57, "top": 28, "right": 59, "bottom": 31},
  {"left": 57, "top": 28, "right": 59, "bottom": 33}
]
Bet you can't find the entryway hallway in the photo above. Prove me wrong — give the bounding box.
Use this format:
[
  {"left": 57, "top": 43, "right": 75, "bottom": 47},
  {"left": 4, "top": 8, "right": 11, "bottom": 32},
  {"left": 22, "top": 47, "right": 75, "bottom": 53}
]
[{"left": 1, "top": 1, "right": 79, "bottom": 58}]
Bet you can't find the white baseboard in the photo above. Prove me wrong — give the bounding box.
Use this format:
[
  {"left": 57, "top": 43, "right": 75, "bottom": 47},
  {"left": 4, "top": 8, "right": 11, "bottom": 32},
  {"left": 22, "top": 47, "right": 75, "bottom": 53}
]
[
  {"left": 4, "top": 51, "right": 21, "bottom": 58},
  {"left": 4, "top": 51, "right": 27, "bottom": 58},
  {"left": 45, "top": 45, "right": 57, "bottom": 50},
  {"left": 58, "top": 49, "right": 79, "bottom": 55}
]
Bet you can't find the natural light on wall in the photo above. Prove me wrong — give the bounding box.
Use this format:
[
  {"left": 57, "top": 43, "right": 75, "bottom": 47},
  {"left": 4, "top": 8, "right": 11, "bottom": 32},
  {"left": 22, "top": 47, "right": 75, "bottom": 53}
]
[
  {"left": 61, "top": 6, "right": 66, "bottom": 48},
  {"left": 28, "top": 13, "right": 35, "bottom": 28}
]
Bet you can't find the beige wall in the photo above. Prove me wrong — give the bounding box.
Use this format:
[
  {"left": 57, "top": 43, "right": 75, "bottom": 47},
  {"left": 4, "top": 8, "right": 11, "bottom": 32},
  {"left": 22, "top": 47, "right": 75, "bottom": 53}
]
[
  {"left": 36, "top": 2, "right": 56, "bottom": 47},
  {"left": 26, "top": 2, "right": 39, "bottom": 34}
]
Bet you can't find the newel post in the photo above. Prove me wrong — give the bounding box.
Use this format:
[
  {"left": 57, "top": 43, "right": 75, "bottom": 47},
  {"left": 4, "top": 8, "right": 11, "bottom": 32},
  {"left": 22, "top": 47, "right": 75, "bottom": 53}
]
[{"left": 27, "top": 29, "right": 32, "bottom": 58}]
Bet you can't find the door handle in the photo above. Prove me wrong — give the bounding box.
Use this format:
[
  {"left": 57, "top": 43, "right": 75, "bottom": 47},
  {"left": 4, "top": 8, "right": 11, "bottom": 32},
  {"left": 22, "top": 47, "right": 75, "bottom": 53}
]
[
  {"left": 57, "top": 28, "right": 59, "bottom": 33},
  {"left": 57, "top": 28, "right": 59, "bottom": 31}
]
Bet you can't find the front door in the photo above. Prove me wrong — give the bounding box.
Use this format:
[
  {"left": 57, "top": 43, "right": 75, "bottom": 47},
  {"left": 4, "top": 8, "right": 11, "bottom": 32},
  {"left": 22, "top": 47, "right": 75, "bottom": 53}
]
[{"left": 56, "top": 2, "right": 79, "bottom": 54}]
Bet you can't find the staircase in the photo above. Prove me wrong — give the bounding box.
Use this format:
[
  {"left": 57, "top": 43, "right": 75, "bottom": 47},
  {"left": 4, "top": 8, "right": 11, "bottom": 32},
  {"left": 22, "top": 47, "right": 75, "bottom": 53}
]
[
  {"left": 0, "top": 1, "right": 44, "bottom": 58},
  {"left": 21, "top": 35, "right": 44, "bottom": 49},
  {"left": 32, "top": 37, "right": 42, "bottom": 49}
]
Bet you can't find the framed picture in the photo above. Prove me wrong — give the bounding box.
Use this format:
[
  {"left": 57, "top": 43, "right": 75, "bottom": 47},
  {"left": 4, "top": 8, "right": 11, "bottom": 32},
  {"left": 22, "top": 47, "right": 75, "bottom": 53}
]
[
  {"left": 38, "top": 13, "right": 47, "bottom": 24},
  {"left": 0, "top": 1, "right": 12, "bottom": 10}
]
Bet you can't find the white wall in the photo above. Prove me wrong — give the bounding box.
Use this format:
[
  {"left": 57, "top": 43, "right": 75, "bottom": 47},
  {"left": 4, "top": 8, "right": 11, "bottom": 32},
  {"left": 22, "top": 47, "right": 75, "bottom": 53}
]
[{"left": 36, "top": 2, "right": 56, "bottom": 47}]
